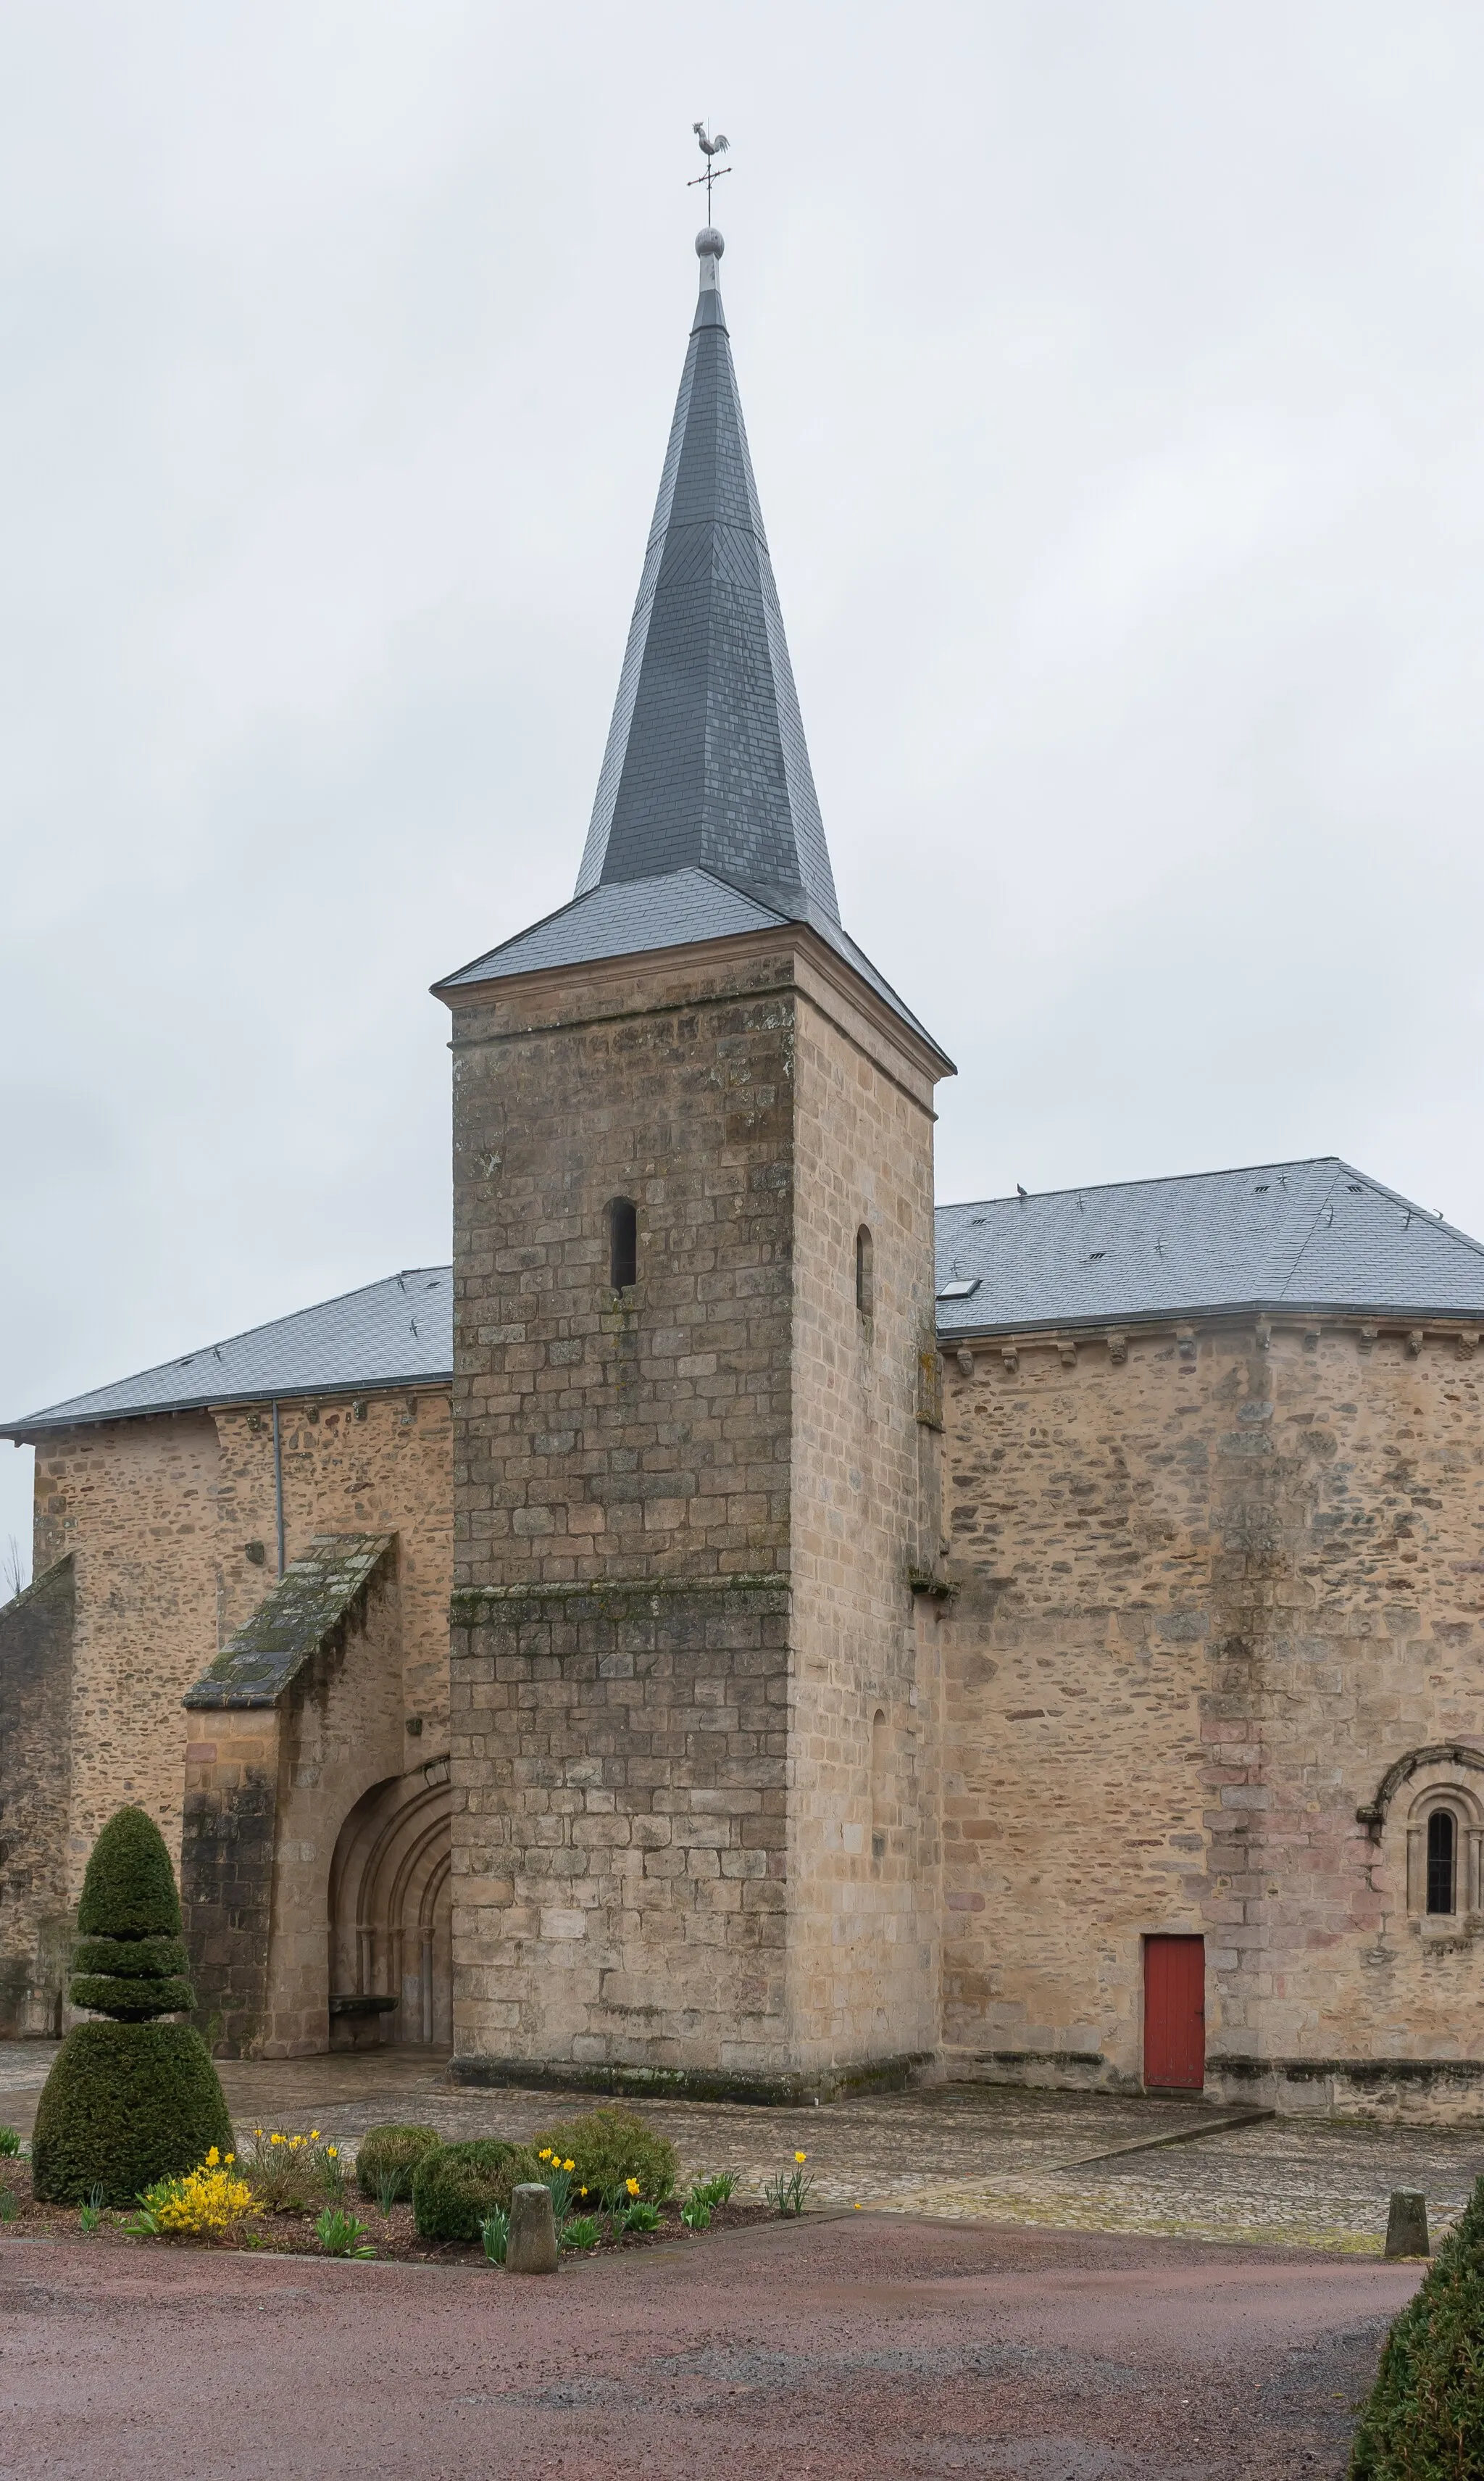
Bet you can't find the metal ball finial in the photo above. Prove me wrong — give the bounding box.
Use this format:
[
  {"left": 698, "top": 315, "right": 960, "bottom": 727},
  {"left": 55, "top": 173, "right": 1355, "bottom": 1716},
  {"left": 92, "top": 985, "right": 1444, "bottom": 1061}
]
[{"left": 695, "top": 226, "right": 725, "bottom": 259}]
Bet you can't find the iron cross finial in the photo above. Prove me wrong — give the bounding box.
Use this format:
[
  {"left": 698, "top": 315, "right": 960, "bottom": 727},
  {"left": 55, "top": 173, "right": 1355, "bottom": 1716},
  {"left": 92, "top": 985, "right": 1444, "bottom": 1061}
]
[{"left": 689, "top": 121, "right": 732, "bottom": 221}]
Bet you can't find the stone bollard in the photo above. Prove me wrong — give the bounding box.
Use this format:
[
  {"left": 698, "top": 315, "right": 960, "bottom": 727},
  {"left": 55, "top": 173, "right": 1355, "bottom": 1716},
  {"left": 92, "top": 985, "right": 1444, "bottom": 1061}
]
[
  {"left": 1384, "top": 2191, "right": 1430, "bottom": 2260},
  {"left": 507, "top": 2182, "right": 560, "bottom": 2274}
]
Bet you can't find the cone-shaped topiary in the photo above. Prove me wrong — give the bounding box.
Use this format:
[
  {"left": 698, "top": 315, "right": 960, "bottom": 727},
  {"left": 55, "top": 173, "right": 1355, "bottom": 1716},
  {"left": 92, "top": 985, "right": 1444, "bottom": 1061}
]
[
  {"left": 1349, "top": 2172, "right": 1484, "bottom": 2477},
  {"left": 68, "top": 1808, "right": 196, "bottom": 2020},
  {"left": 30, "top": 1806, "right": 232, "bottom": 2204}
]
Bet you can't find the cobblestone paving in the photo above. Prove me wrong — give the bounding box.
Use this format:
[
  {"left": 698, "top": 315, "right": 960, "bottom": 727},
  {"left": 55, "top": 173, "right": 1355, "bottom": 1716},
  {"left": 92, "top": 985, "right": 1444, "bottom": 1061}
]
[{"left": 4, "top": 2041, "right": 1480, "bottom": 2254}]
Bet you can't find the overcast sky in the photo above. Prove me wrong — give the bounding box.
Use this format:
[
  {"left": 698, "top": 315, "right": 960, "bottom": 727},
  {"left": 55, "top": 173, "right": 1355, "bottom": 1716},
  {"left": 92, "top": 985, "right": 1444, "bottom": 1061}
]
[{"left": 4, "top": 0, "right": 1484, "bottom": 1576}]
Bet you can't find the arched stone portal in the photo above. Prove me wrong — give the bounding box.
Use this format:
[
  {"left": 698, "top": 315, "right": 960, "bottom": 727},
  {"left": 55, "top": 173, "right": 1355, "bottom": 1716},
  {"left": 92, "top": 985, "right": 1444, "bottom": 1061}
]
[{"left": 327, "top": 1758, "right": 452, "bottom": 2049}]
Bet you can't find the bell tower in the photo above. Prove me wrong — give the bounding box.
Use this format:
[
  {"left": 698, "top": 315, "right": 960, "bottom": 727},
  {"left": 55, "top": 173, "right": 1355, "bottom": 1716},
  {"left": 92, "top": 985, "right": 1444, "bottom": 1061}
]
[{"left": 435, "top": 224, "right": 953, "bottom": 2099}]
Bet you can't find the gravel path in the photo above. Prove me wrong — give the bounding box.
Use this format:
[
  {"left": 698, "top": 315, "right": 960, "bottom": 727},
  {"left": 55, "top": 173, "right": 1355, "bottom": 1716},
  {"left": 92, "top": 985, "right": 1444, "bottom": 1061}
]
[{"left": 0, "top": 2212, "right": 1422, "bottom": 2479}]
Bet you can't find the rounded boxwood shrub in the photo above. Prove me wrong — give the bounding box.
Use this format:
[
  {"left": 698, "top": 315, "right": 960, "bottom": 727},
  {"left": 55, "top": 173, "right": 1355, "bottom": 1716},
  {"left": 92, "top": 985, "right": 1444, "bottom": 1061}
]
[
  {"left": 529, "top": 2105, "right": 678, "bottom": 2204},
  {"left": 31, "top": 2021, "right": 233, "bottom": 2206},
  {"left": 30, "top": 1805, "right": 232, "bottom": 2205},
  {"left": 356, "top": 2123, "right": 441, "bottom": 2203},
  {"left": 1349, "top": 2173, "right": 1484, "bottom": 2477},
  {"left": 412, "top": 2139, "right": 541, "bottom": 2243}
]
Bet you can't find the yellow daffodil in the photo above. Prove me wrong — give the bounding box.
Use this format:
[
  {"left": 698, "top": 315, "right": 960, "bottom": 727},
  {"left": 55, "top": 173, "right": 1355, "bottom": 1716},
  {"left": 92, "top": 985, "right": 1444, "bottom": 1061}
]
[
  {"left": 854, "top": 2201, "right": 862, "bottom": 2211},
  {"left": 270, "top": 2133, "right": 283, "bottom": 2146},
  {"left": 538, "top": 2148, "right": 551, "bottom": 2161},
  {"left": 225, "top": 2154, "right": 235, "bottom": 2166},
  {"left": 327, "top": 2145, "right": 338, "bottom": 2160},
  {"left": 310, "top": 2129, "right": 320, "bottom": 2142},
  {"left": 794, "top": 2151, "right": 806, "bottom": 2164},
  {"left": 625, "top": 2177, "right": 640, "bottom": 2197},
  {"left": 205, "top": 2147, "right": 220, "bottom": 2167},
  {"left": 563, "top": 2158, "right": 575, "bottom": 2173}
]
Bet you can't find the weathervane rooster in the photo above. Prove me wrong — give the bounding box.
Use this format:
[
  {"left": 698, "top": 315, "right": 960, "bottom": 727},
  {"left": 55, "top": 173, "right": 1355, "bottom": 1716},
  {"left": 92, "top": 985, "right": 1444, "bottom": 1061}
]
[{"left": 689, "top": 120, "right": 733, "bottom": 220}]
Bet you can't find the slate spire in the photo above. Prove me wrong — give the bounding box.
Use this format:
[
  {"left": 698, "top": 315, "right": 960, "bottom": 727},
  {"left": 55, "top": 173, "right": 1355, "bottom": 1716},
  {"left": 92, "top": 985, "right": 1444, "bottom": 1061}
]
[{"left": 574, "top": 228, "right": 839, "bottom": 926}]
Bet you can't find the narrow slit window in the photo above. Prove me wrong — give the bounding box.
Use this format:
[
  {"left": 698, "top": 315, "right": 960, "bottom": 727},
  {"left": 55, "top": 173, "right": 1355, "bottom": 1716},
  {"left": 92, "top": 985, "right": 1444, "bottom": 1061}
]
[
  {"left": 608, "top": 1197, "right": 638, "bottom": 1292},
  {"left": 870, "top": 1707, "right": 887, "bottom": 1858},
  {"left": 856, "top": 1224, "right": 874, "bottom": 1318},
  {"left": 1427, "top": 1808, "right": 1457, "bottom": 1914}
]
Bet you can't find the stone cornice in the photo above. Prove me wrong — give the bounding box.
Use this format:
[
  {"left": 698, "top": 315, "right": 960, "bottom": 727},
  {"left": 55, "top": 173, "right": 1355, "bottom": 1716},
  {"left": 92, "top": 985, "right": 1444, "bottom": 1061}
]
[
  {"left": 941, "top": 1308, "right": 1484, "bottom": 1352},
  {"left": 451, "top": 1571, "right": 790, "bottom": 1624}
]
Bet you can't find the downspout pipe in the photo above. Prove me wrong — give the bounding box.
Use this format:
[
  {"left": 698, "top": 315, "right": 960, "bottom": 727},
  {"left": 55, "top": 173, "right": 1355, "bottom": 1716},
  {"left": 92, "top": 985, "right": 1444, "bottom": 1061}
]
[{"left": 271, "top": 1400, "right": 285, "bottom": 1576}]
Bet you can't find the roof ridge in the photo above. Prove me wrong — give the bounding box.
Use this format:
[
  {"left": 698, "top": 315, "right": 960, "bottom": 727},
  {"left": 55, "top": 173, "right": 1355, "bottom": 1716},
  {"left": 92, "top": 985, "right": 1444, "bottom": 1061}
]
[
  {"left": 937, "top": 1158, "right": 1344, "bottom": 1215},
  {"left": 1328, "top": 1161, "right": 1484, "bottom": 1264},
  {"left": 1254, "top": 1160, "right": 1341, "bottom": 1299}
]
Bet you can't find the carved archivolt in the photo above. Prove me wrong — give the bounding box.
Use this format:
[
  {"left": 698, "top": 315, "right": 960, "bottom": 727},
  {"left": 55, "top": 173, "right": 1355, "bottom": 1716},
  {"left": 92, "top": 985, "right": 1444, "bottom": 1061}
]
[
  {"left": 1356, "top": 1744, "right": 1484, "bottom": 1831},
  {"left": 1356, "top": 1744, "right": 1484, "bottom": 1924},
  {"left": 327, "top": 1761, "right": 452, "bottom": 2046}
]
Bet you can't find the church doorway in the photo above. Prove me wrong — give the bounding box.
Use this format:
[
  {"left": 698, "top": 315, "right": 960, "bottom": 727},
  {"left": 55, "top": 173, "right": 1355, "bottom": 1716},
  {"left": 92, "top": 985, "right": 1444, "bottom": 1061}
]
[
  {"left": 1143, "top": 1934, "right": 1205, "bottom": 2090},
  {"left": 326, "top": 1760, "right": 452, "bottom": 2050}
]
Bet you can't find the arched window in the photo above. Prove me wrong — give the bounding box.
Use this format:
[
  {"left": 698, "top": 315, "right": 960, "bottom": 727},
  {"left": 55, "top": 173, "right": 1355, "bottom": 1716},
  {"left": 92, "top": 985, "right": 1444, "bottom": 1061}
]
[
  {"left": 855, "top": 1224, "right": 874, "bottom": 1318},
  {"left": 1427, "top": 1808, "right": 1457, "bottom": 1915},
  {"left": 607, "top": 1197, "right": 638, "bottom": 1292},
  {"left": 870, "top": 1707, "right": 887, "bottom": 1859}
]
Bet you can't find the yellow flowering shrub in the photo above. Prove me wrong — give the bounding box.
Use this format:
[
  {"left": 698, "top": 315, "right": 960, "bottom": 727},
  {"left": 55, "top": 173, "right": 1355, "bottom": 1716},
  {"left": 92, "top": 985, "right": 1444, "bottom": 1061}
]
[
  {"left": 137, "top": 2150, "right": 253, "bottom": 2236},
  {"left": 242, "top": 2126, "right": 343, "bottom": 2212}
]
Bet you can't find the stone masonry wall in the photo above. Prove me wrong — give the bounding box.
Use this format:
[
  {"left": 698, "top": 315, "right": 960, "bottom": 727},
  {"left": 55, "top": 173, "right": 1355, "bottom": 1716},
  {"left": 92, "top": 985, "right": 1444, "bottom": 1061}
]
[
  {"left": 27, "top": 1391, "right": 451, "bottom": 2042},
  {"left": 183, "top": 1550, "right": 407, "bottom": 2057},
  {"left": 212, "top": 1389, "right": 452, "bottom": 1740},
  {"left": 447, "top": 936, "right": 799, "bottom": 2079},
  {"left": 446, "top": 932, "right": 946, "bottom": 2087},
  {"left": 785, "top": 960, "right": 940, "bottom": 2070},
  {"left": 935, "top": 1317, "right": 1484, "bottom": 2114},
  {"left": 0, "top": 1558, "right": 75, "bottom": 2034},
  {"left": 180, "top": 1709, "right": 280, "bottom": 2056},
  {"left": 33, "top": 1414, "right": 222, "bottom": 1892}
]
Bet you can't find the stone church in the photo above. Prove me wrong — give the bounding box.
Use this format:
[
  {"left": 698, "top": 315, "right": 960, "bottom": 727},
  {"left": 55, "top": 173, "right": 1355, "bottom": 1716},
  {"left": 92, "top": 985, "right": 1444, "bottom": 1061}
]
[{"left": 5, "top": 227, "right": 1484, "bottom": 2121}]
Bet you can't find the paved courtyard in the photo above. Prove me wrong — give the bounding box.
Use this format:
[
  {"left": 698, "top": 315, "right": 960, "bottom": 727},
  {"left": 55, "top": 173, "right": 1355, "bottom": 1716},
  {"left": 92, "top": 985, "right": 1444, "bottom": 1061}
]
[{"left": 2, "top": 2040, "right": 1480, "bottom": 2255}]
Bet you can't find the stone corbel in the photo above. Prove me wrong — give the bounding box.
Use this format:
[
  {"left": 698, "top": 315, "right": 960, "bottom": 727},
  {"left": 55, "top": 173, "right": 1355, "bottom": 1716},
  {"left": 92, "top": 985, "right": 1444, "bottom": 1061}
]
[{"left": 1106, "top": 1331, "right": 1127, "bottom": 1366}]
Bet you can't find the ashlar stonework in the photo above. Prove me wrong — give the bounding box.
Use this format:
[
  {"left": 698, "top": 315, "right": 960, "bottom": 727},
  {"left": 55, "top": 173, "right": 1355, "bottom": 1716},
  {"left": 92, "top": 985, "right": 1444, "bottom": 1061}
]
[{"left": 441, "top": 926, "right": 948, "bottom": 2098}]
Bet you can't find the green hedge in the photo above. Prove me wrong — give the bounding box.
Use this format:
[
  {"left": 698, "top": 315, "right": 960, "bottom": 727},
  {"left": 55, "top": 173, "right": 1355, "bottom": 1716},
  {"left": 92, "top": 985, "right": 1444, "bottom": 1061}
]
[
  {"left": 529, "top": 2105, "right": 677, "bottom": 2204},
  {"left": 30, "top": 2021, "right": 233, "bottom": 2206},
  {"left": 356, "top": 2124, "right": 441, "bottom": 2203},
  {"left": 1350, "top": 2174, "right": 1484, "bottom": 2478},
  {"left": 412, "top": 2140, "right": 540, "bottom": 2243}
]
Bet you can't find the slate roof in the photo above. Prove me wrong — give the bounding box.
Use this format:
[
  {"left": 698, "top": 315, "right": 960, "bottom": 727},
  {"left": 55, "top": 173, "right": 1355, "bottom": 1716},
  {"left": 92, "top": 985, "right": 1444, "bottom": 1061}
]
[
  {"left": 435, "top": 238, "right": 942, "bottom": 1058},
  {"left": 0, "top": 1268, "right": 454, "bottom": 1439},
  {"left": 935, "top": 1159, "right": 1484, "bottom": 1337},
  {"left": 183, "top": 1534, "right": 393, "bottom": 1708},
  {"left": 12, "top": 1162, "right": 1483, "bottom": 1442}
]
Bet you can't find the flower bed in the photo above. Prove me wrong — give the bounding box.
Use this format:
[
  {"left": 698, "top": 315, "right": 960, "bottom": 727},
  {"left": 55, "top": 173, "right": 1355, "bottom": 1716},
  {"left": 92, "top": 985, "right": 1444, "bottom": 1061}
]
[{"left": 0, "top": 2138, "right": 785, "bottom": 2266}]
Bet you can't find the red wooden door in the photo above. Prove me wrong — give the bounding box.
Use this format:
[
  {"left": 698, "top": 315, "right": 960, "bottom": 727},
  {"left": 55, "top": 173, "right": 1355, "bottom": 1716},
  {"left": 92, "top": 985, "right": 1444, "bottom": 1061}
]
[{"left": 1143, "top": 1936, "right": 1205, "bottom": 2089}]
